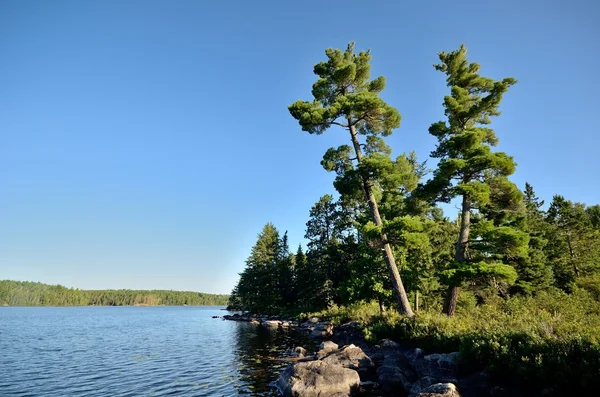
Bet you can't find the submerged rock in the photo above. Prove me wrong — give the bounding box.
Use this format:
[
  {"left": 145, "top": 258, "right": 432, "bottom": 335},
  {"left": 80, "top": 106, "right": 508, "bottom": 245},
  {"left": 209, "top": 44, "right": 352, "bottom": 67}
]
[{"left": 277, "top": 360, "right": 360, "bottom": 397}]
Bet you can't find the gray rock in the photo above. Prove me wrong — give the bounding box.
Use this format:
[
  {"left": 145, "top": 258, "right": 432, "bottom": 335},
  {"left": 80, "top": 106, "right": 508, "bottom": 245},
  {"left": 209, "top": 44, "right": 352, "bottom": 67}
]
[
  {"left": 321, "top": 344, "right": 375, "bottom": 376},
  {"left": 404, "top": 347, "right": 425, "bottom": 363},
  {"left": 414, "top": 352, "right": 460, "bottom": 383},
  {"left": 263, "top": 320, "right": 282, "bottom": 327},
  {"left": 277, "top": 360, "right": 360, "bottom": 397},
  {"left": 411, "top": 382, "right": 460, "bottom": 397},
  {"left": 293, "top": 346, "right": 307, "bottom": 358},
  {"left": 316, "top": 341, "right": 340, "bottom": 359},
  {"left": 409, "top": 376, "right": 437, "bottom": 395},
  {"left": 377, "top": 364, "right": 412, "bottom": 393},
  {"left": 319, "top": 341, "right": 339, "bottom": 351},
  {"left": 379, "top": 339, "right": 401, "bottom": 349},
  {"left": 309, "top": 322, "right": 333, "bottom": 339}
]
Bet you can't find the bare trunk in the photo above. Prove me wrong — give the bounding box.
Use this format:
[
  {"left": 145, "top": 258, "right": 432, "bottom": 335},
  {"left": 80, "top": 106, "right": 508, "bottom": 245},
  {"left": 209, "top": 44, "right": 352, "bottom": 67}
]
[
  {"left": 444, "top": 193, "right": 471, "bottom": 316},
  {"left": 415, "top": 290, "right": 419, "bottom": 313},
  {"left": 377, "top": 296, "right": 386, "bottom": 315},
  {"left": 566, "top": 233, "right": 580, "bottom": 277},
  {"left": 348, "top": 124, "right": 414, "bottom": 317}
]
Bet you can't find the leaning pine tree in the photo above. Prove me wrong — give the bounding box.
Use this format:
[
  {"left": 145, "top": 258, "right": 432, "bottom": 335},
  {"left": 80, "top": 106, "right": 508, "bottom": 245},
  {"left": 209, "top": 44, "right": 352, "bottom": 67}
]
[
  {"left": 425, "top": 45, "right": 519, "bottom": 316},
  {"left": 289, "top": 42, "right": 414, "bottom": 316}
]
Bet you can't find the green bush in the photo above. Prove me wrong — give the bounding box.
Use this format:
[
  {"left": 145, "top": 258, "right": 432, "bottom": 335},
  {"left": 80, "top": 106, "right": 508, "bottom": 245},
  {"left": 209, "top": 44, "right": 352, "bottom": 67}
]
[{"left": 355, "top": 289, "right": 600, "bottom": 396}]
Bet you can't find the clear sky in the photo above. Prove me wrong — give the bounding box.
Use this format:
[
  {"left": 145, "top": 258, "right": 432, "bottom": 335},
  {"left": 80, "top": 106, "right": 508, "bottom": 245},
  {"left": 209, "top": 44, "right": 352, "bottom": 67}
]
[{"left": 1, "top": 0, "right": 598, "bottom": 294}]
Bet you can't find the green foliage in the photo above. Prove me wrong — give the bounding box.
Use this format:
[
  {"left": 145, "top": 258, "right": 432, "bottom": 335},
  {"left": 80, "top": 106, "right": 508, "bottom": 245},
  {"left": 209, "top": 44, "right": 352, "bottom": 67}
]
[
  {"left": 422, "top": 45, "right": 521, "bottom": 314},
  {"left": 0, "top": 280, "right": 229, "bottom": 306},
  {"left": 362, "top": 290, "right": 600, "bottom": 396},
  {"left": 546, "top": 195, "right": 600, "bottom": 290},
  {"left": 229, "top": 223, "right": 296, "bottom": 313},
  {"left": 288, "top": 42, "right": 400, "bottom": 136}
]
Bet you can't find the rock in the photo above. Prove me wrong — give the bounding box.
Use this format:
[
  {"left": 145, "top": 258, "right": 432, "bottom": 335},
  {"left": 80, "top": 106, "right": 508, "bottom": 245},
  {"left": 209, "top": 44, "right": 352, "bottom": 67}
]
[
  {"left": 359, "top": 380, "right": 378, "bottom": 391},
  {"left": 319, "top": 341, "right": 339, "bottom": 351},
  {"left": 321, "top": 344, "right": 375, "bottom": 380},
  {"left": 410, "top": 382, "right": 460, "bottom": 397},
  {"left": 414, "top": 352, "right": 460, "bottom": 383},
  {"left": 281, "top": 321, "right": 291, "bottom": 328},
  {"left": 249, "top": 320, "right": 260, "bottom": 325},
  {"left": 409, "top": 377, "right": 437, "bottom": 395},
  {"left": 377, "top": 364, "right": 412, "bottom": 393},
  {"left": 404, "top": 347, "right": 425, "bottom": 363},
  {"left": 309, "top": 317, "right": 320, "bottom": 323},
  {"left": 332, "top": 321, "right": 368, "bottom": 350},
  {"left": 277, "top": 360, "right": 360, "bottom": 397},
  {"left": 309, "top": 322, "right": 333, "bottom": 339},
  {"left": 263, "top": 320, "right": 282, "bottom": 327},
  {"left": 379, "top": 339, "right": 401, "bottom": 349},
  {"left": 315, "top": 341, "right": 339, "bottom": 359},
  {"left": 293, "top": 346, "right": 307, "bottom": 358},
  {"left": 211, "top": 315, "right": 219, "bottom": 318}
]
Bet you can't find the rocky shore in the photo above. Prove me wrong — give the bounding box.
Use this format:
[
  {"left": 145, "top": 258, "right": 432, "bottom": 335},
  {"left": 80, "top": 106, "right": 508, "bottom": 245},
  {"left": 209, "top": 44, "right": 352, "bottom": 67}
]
[{"left": 222, "top": 313, "right": 512, "bottom": 397}]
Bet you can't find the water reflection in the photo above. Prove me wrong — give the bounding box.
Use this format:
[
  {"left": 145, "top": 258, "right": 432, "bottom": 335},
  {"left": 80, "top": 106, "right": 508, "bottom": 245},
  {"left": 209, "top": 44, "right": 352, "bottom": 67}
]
[{"left": 231, "top": 322, "right": 316, "bottom": 396}]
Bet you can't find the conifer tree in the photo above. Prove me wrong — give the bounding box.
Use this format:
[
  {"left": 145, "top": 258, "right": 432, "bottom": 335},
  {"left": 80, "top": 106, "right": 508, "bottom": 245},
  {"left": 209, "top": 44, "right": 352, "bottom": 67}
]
[
  {"left": 289, "top": 43, "right": 414, "bottom": 316},
  {"left": 546, "top": 196, "right": 600, "bottom": 289},
  {"left": 424, "top": 45, "right": 518, "bottom": 315},
  {"left": 512, "top": 182, "right": 554, "bottom": 294}
]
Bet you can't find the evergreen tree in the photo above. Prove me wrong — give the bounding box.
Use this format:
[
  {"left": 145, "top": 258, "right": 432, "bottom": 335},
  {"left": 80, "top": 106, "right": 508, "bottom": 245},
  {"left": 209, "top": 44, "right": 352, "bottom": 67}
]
[
  {"left": 289, "top": 42, "right": 413, "bottom": 316},
  {"left": 233, "top": 223, "right": 281, "bottom": 313},
  {"left": 546, "top": 196, "right": 600, "bottom": 290},
  {"left": 424, "top": 45, "right": 518, "bottom": 315},
  {"left": 511, "top": 182, "right": 554, "bottom": 294}
]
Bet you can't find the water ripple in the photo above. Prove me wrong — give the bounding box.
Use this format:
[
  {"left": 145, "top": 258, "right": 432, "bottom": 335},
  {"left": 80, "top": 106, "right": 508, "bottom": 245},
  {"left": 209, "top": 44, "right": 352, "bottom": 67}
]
[{"left": 0, "top": 307, "right": 312, "bottom": 396}]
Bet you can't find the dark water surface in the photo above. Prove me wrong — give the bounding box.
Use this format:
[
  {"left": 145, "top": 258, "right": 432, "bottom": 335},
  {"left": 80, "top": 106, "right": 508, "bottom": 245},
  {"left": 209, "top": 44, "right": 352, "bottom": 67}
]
[{"left": 0, "top": 307, "right": 311, "bottom": 396}]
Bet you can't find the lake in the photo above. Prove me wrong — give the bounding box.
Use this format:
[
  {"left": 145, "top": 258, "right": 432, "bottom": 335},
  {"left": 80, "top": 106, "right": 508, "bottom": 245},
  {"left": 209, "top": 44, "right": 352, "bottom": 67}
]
[{"left": 0, "top": 306, "right": 313, "bottom": 396}]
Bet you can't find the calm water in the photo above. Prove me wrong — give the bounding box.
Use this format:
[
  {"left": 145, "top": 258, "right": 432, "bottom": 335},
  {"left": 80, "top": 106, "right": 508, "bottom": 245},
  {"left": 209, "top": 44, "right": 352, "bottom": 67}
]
[{"left": 0, "top": 307, "right": 312, "bottom": 396}]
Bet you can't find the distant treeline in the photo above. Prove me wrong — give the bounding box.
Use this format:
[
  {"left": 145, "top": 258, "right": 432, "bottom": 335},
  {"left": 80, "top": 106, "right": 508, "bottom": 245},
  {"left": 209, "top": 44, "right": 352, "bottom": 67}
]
[{"left": 0, "top": 280, "right": 229, "bottom": 306}]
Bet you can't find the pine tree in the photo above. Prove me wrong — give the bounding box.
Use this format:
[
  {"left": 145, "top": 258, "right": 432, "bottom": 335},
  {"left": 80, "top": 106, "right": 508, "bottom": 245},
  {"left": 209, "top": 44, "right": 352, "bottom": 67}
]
[
  {"left": 511, "top": 182, "right": 553, "bottom": 294},
  {"left": 546, "top": 196, "right": 600, "bottom": 290},
  {"left": 289, "top": 43, "right": 413, "bottom": 316},
  {"left": 424, "top": 45, "right": 518, "bottom": 315},
  {"left": 233, "top": 223, "right": 281, "bottom": 313}
]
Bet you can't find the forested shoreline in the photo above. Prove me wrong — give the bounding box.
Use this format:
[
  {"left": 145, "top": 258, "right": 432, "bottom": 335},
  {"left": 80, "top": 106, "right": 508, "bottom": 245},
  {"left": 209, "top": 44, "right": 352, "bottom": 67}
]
[
  {"left": 0, "top": 280, "right": 229, "bottom": 306},
  {"left": 228, "top": 43, "right": 600, "bottom": 395}
]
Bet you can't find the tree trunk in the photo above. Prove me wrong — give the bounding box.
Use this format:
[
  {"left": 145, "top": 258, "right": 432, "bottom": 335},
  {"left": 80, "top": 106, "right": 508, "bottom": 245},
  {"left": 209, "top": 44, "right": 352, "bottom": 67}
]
[
  {"left": 348, "top": 124, "right": 414, "bottom": 317},
  {"left": 415, "top": 290, "right": 419, "bottom": 313},
  {"left": 566, "top": 233, "right": 580, "bottom": 277},
  {"left": 444, "top": 193, "right": 471, "bottom": 316}
]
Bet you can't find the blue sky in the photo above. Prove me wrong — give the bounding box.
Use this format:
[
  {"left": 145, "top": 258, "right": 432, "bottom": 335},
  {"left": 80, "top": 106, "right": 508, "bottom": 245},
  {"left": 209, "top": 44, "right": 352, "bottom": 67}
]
[{"left": 1, "top": 0, "right": 598, "bottom": 294}]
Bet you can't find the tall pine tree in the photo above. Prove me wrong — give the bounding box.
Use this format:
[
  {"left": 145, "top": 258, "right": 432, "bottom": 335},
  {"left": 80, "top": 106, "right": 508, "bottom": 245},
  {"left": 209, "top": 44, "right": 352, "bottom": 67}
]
[
  {"left": 424, "top": 45, "right": 518, "bottom": 315},
  {"left": 289, "top": 43, "right": 414, "bottom": 316}
]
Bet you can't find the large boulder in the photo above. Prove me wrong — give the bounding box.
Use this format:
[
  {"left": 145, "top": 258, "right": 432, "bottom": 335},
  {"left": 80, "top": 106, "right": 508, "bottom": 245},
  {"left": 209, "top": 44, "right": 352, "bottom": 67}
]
[
  {"left": 414, "top": 352, "right": 460, "bottom": 383},
  {"left": 410, "top": 382, "right": 461, "bottom": 397},
  {"left": 321, "top": 344, "right": 375, "bottom": 380},
  {"left": 277, "top": 361, "right": 360, "bottom": 397}
]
